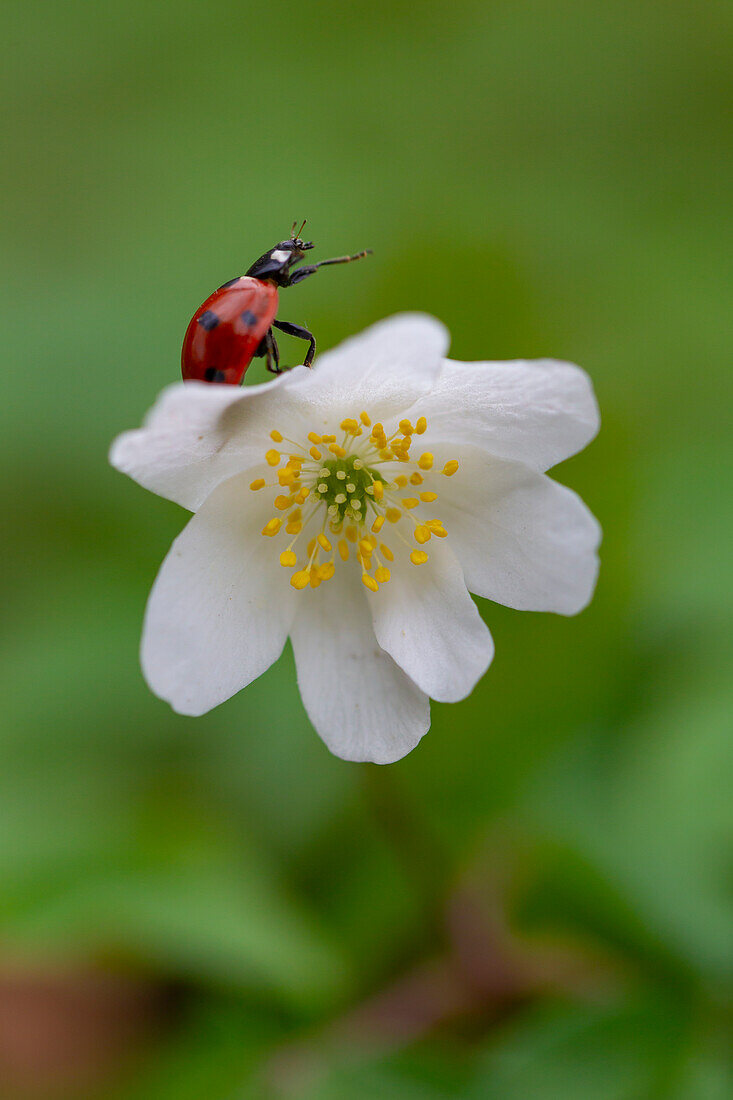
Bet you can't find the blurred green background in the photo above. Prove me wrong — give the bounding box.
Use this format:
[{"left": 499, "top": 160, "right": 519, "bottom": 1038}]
[{"left": 2, "top": 1, "right": 731, "bottom": 1096}]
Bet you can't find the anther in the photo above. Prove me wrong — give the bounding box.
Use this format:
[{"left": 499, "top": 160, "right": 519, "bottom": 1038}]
[
  {"left": 442, "top": 460, "right": 459, "bottom": 476},
  {"left": 415, "top": 416, "right": 427, "bottom": 434},
  {"left": 307, "top": 432, "right": 322, "bottom": 444},
  {"left": 380, "top": 543, "right": 394, "bottom": 561},
  {"left": 395, "top": 475, "right": 408, "bottom": 488},
  {"left": 402, "top": 497, "right": 419, "bottom": 509},
  {"left": 262, "top": 518, "right": 281, "bottom": 537},
  {"left": 280, "top": 550, "right": 297, "bottom": 567},
  {"left": 317, "top": 533, "right": 332, "bottom": 552},
  {"left": 420, "top": 491, "right": 438, "bottom": 502},
  {"left": 418, "top": 453, "right": 434, "bottom": 470},
  {"left": 265, "top": 449, "right": 280, "bottom": 466},
  {"left": 309, "top": 446, "right": 322, "bottom": 461},
  {"left": 290, "top": 570, "right": 310, "bottom": 590},
  {"left": 359, "top": 411, "right": 371, "bottom": 426},
  {"left": 270, "top": 430, "right": 283, "bottom": 442},
  {"left": 329, "top": 444, "right": 347, "bottom": 458},
  {"left": 362, "top": 574, "right": 379, "bottom": 593},
  {"left": 371, "top": 515, "right": 385, "bottom": 533},
  {"left": 414, "top": 525, "right": 432, "bottom": 544},
  {"left": 249, "top": 478, "right": 266, "bottom": 491},
  {"left": 375, "top": 566, "right": 391, "bottom": 583},
  {"left": 410, "top": 550, "right": 429, "bottom": 565},
  {"left": 427, "top": 520, "right": 448, "bottom": 537},
  {"left": 399, "top": 419, "right": 413, "bottom": 435},
  {"left": 338, "top": 540, "right": 350, "bottom": 561},
  {"left": 385, "top": 507, "right": 401, "bottom": 523},
  {"left": 372, "top": 481, "right": 384, "bottom": 500},
  {"left": 274, "top": 495, "right": 292, "bottom": 510}
]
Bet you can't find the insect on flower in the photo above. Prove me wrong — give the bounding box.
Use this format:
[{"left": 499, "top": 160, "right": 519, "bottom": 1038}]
[
  {"left": 111, "top": 312, "right": 601, "bottom": 764},
  {"left": 181, "top": 220, "right": 371, "bottom": 384}
]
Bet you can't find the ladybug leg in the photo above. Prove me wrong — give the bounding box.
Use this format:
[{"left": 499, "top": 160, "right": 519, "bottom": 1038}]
[
  {"left": 273, "top": 319, "right": 316, "bottom": 369},
  {"left": 263, "top": 328, "right": 281, "bottom": 374}
]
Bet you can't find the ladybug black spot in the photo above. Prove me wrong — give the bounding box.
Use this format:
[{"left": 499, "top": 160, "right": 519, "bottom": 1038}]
[
  {"left": 241, "top": 310, "right": 257, "bottom": 327},
  {"left": 198, "top": 310, "right": 220, "bottom": 331},
  {"left": 204, "top": 367, "right": 226, "bottom": 382}
]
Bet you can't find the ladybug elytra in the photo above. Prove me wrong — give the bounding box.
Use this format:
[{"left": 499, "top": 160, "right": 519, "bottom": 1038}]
[{"left": 181, "top": 221, "right": 370, "bottom": 385}]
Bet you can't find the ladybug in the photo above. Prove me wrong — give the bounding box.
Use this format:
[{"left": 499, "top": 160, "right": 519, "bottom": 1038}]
[{"left": 181, "top": 221, "right": 371, "bottom": 384}]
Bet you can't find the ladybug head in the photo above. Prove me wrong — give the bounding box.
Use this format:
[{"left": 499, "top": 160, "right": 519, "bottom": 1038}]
[{"left": 246, "top": 225, "right": 314, "bottom": 285}]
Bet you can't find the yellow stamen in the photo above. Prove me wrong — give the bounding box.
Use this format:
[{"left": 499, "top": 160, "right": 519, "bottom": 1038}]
[
  {"left": 310, "top": 571, "right": 322, "bottom": 588},
  {"left": 318, "top": 562, "right": 335, "bottom": 580},
  {"left": 359, "top": 538, "right": 373, "bottom": 556},
  {"left": 278, "top": 468, "right": 297, "bottom": 486},
  {"left": 414, "top": 525, "right": 432, "bottom": 544},
  {"left": 362, "top": 574, "right": 379, "bottom": 592},
  {"left": 415, "top": 416, "right": 427, "bottom": 434},
  {"left": 385, "top": 507, "right": 401, "bottom": 523},
  {"left": 322, "top": 434, "right": 336, "bottom": 444},
  {"left": 307, "top": 538, "right": 316, "bottom": 556},
  {"left": 265, "top": 449, "right": 280, "bottom": 466},
  {"left": 270, "top": 430, "right": 283, "bottom": 442},
  {"left": 418, "top": 452, "right": 434, "bottom": 470},
  {"left": 380, "top": 543, "right": 394, "bottom": 562},
  {"left": 262, "top": 518, "right": 281, "bottom": 537},
  {"left": 307, "top": 432, "right": 322, "bottom": 444},
  {"left": 338, "top": 540, "right": 350, "bottom": 561},
  {"left": 273, "top": 495, "right": 292, "bottom": 510},
  {"left": 375, "top": 566, "right": 391, "bottom": 583},
  {"left": 420, "top": 491, "right": 438, "bottom": 503},
  {"left": 329, "top": 443, "right": 347, "bottom": 458},
  {"left": 410, "top": 550, "right": 429, "bottom": 565},
  {"left": 442, "top": 460, "right": 459, "bottom": 476},
  {"left": 345, "top": 525, "right": 358, "bottom": 542},
  {"left": 371, "top": 515, "right": 385, "bottom": 534},
  {"left": 410, "top": 472, "right": 424, "bottom": 485},
  {"left": 399, "top": 419, "right": 413, "bottom": 435},
  {"left": 249, "top": 478, "right": 266, "bottom": 491},
  {"left": 317, "top": 533, "right": 332, "bottom": 552},
  {"left": 427, "top": 520, "right": 448, "bottom": 538},
  {"left": 280, "top": 550, "right": 297, "bottom": 567},
  {"left": 285, "top": 519, "right": 302, "bottom": 535},
  {"left": 360, "top": 410, "right": 371, "bottom": 426},
  {"left": 309, "top": 446, "right": 322, "bottom": 461},
  {"left": 372, "top": 480, "right": 384, "bottom": 501},
  {"left": 394, "top": 474, "right": 409, "bottom": 488},
  {"left": 402, "top": 497, "right": 419, "bottom": 509},
  {"left": 290, "top": 570, "right": 310, "bottom": 590}
]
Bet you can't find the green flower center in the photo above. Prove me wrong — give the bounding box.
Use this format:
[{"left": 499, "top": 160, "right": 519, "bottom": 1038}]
[{"left": 315, "top": 455, "right": 381, "bottom": 525}]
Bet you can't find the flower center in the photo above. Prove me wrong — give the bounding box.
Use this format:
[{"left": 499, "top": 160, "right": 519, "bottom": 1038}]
[{"left": 250, "top": 411, "right": 459, "bottom": 593}]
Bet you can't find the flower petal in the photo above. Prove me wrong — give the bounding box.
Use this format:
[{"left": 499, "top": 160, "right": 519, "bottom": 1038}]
[
  {"left": 370, "top": 539, "right": 494, "bottom": 703},
  {"left": 141, "top": 473, "right": 297, "bottom": 715},
  {"left": 437, "top": 446, "right": 601, "bottom": 615},
  {"left": 295, "top": 313, "right": 449, "bottom": 422},
  {"left": 290, "top": 569, "right": 430, "bottom": 764},
  {"left": 409, "top": 358, "right": 599, "bottom": 471},
  {"left": 109, "top": 377, "right": 298, "bottom": 510}
]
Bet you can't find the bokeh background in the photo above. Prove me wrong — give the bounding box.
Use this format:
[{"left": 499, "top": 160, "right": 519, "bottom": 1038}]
[{"left": 2, "top": 1, "right": 731, "bottom": 1096}]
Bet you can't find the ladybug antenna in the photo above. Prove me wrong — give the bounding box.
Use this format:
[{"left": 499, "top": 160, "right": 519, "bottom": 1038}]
[{"left": 291, "top": 218, "right": 307, "bottom": 241}]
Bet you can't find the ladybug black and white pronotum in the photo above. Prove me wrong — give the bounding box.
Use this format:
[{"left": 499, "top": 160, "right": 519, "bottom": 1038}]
[{"left": 181, "top": 222, "right": 371, "bottom": 385}]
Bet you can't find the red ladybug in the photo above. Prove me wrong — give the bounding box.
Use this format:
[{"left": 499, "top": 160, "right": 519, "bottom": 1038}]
[{"left": 182, "top": 221, "right": 370, "bottom": 384}]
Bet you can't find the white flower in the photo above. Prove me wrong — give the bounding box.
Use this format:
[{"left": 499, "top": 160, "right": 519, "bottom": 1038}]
[{"left": 110, "top": 314, "right": 600, "bottom": 764}]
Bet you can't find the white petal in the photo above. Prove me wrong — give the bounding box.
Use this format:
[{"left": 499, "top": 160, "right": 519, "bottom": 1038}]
[
  {"left": 370, "top": 539, "right": 494, "bottom": 703},
  {"left": 109, "top": 377, "right": 296, "bottom": 510},
  {"left": 290, "top": 569, "right": 430, "bottom": 764},
  {"left": 409, "top": 358, "right": 599, "bottom": 471},
  {"left": 292, "top": 313, "right": 449, "bottom": 423},
  {"left": 141, "top": 473, "right": 297, "bottom": 715},
  {"left": 437, "top": 447, "right": 601, "bottom": 615}
]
